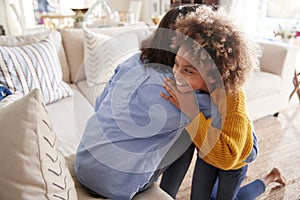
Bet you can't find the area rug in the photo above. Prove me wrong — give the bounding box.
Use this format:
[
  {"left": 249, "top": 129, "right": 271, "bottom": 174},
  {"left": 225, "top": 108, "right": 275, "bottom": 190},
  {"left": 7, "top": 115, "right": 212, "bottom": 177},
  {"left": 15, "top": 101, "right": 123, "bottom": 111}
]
[{"left": 176, "top": 103, "right": 300, "bottom": 200}]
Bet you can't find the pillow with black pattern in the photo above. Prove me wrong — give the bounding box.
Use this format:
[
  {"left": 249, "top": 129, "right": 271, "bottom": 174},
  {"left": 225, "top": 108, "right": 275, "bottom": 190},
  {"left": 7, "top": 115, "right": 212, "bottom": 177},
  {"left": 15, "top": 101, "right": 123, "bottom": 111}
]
[{"left": 0, "top": 89, "right": 77, "bottom": 200}]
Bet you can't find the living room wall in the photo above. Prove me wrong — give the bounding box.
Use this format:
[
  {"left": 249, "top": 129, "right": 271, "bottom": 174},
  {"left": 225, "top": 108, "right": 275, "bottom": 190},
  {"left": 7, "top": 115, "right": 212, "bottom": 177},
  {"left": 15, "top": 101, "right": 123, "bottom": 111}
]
[{"left": 1, "top": 0, "right": 299, "bottom": 37}]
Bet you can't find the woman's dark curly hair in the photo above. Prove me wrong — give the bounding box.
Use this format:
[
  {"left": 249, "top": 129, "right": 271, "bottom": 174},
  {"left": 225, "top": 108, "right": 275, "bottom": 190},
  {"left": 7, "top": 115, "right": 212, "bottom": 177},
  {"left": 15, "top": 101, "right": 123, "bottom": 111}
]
[
  {"left": 140, "top": 5, "right": 200, "bottom": 67},
  {"left": 172, "top": 5, "right": 261, "bottom": 93}
]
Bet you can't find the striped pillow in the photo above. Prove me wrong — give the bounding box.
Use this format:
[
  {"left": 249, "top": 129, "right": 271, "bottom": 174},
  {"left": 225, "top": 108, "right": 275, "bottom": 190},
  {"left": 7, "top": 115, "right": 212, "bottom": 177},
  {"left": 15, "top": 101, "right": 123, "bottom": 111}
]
[{"left": 0, "top": 38, "right": 72, "bottom": 104}]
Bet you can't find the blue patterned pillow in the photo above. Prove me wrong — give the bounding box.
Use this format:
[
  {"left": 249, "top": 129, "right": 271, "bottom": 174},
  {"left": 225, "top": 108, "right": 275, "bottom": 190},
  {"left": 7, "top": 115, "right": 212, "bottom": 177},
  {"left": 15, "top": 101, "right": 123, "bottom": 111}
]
[{"left": 0, "top": 38, "right": 72, "bottom": 104}]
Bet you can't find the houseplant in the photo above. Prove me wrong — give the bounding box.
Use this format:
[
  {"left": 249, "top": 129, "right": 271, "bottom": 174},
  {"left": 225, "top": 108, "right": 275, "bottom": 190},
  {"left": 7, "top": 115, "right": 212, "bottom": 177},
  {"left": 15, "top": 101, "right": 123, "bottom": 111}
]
[{"left": 72, "top": 8, "right": 88, "bottom": 28}]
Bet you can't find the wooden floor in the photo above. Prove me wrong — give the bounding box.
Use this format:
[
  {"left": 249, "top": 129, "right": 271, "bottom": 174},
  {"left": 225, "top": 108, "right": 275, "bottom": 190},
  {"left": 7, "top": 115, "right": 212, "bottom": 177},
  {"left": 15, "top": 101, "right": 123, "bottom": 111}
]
[{"left": 177, "top": 100, "right": 300, "bottom": 200}]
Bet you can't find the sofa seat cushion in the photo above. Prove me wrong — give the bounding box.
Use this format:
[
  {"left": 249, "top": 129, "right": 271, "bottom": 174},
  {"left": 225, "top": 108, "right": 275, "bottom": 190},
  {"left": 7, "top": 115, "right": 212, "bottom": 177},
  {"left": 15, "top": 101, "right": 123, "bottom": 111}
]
[
  {"left": 65, "top": 154, "right": 172, "bottom": 200},
  {"left": 76, "top": 80, "right": 107, "bottom": 106},
  {"left": 47, "top": 85, "right": 94, "bottom": 156},
  {"left": 245, "top": 71, "right": 282, "bottom": 101},
  {"left": 0, "top": 89, "right": 77, "bottom": 200}
]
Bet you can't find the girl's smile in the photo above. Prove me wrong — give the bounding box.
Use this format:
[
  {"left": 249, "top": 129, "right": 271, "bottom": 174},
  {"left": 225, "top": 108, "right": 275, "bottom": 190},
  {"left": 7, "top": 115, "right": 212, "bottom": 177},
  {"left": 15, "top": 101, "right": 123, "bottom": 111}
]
[{"left": 173, "top": 47, "right": 209, "bottom": 93}]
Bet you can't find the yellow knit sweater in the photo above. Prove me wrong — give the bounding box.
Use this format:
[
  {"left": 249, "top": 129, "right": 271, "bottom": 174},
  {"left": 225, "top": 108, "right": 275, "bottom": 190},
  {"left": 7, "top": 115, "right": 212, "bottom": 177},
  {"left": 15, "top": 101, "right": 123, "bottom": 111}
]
[{"left": 186, "top": 89, "right": 253, "bottom": 170}]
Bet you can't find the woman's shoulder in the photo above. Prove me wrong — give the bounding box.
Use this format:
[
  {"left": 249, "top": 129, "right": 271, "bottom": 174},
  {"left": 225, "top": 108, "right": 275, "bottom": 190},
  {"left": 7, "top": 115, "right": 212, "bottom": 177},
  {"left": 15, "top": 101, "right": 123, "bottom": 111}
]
[{"left": 121, "top": 52, "right": 142, "bottom": 66}]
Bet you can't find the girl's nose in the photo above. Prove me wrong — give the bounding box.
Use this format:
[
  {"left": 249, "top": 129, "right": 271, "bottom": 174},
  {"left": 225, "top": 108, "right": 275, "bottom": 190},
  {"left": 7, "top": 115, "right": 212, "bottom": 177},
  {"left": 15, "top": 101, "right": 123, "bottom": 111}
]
[
  {"left": 173, "top": 66, "right": 182, "bottom": 74},
  {"left": 174, "top": 70, "right": 185, "bottom": 81},
  {"left": 172, "top": 67, "right": 177, "bottom": 74}
]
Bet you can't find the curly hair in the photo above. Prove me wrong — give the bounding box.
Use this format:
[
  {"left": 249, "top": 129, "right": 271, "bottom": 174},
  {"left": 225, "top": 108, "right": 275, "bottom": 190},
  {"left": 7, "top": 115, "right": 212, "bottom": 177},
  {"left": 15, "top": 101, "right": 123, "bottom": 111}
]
[
  {"left": 140, "top": 5, "right": 200, "bottom": 67},
  {"left": 172, "top": 5, "right": 261, "bottom": 93}
]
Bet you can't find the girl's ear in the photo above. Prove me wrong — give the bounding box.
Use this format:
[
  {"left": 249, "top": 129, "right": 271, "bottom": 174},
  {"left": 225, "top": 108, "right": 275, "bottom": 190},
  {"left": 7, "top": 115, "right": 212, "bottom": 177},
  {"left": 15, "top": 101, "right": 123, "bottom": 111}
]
[
  {"left": 205, "top": 75, "right": 221, "bottom": 93},
  {"left": 207, "top": 76, "right": 216, "bottom": 84},
  {"left": 206, "top": 76, "right": 217, "bottom": 92}
]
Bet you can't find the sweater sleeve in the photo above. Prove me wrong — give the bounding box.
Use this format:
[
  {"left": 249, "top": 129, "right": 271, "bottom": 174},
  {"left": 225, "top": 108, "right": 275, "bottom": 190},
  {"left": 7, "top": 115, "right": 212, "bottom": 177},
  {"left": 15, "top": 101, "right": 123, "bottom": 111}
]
[{"left": 186, "top": 92, "right": 253, "bottom": 170}]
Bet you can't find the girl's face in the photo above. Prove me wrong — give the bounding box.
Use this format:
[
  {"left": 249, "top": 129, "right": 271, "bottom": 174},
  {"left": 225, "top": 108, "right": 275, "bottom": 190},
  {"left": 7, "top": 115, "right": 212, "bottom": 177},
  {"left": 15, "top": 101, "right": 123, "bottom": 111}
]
[{"left": 173, "top": 48, "right": 209, "bottom": 93}]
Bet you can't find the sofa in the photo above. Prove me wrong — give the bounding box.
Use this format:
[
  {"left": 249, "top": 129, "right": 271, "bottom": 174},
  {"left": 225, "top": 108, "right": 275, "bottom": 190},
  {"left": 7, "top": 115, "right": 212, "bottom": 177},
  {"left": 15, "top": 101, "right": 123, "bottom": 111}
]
[
  {"left": 244, "top": 39, "right": 297, "bottom": 120},
  {"left": 0, "top": 26, "right": 297, "bottom": 200}
]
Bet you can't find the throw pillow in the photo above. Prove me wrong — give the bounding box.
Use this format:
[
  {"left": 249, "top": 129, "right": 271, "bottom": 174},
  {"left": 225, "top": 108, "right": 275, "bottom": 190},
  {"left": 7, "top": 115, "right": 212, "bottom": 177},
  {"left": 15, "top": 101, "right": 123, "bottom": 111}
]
[
  {"left": 0, "top": 89, "right": 77, "bottom": 200},
  {"left": 0, "top": 38, "right": 73, "bottom": 104},
  {"left": 0, "top": 30, "right": 70, "bottom": 83},
  {"left": 84, "top": 28, "right": 139, "bottom": 87}
]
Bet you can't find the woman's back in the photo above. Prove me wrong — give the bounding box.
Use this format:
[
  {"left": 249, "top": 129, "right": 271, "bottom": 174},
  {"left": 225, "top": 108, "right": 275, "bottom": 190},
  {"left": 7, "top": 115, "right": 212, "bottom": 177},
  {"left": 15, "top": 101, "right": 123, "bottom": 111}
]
[{"left": 75, "top": 53, "right": 191, "bottom": 199}]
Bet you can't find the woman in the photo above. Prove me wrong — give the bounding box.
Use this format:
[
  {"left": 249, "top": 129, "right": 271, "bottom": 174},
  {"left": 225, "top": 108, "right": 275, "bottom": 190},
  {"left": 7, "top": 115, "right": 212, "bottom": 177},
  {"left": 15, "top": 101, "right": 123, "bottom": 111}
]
[{"left": 74, "top": 5, "right": 201, "bottom": 200}]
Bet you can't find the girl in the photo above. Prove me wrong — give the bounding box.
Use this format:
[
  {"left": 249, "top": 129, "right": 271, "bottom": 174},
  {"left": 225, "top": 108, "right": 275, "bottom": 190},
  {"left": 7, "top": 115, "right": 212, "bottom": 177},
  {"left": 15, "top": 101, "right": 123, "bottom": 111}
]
[{"left": 161, "top": 5, "right": 285, "bottom": 200}]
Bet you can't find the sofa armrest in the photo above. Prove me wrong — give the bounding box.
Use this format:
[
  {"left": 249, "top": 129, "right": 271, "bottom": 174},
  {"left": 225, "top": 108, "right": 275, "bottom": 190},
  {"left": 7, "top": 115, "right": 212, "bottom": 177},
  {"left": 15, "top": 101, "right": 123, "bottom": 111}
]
[
  {"left": 257, "top": 40, "right": 297, "bottom": 77},
  {"left": 245, "top": 40, "right": 298, "bottom": 120}
]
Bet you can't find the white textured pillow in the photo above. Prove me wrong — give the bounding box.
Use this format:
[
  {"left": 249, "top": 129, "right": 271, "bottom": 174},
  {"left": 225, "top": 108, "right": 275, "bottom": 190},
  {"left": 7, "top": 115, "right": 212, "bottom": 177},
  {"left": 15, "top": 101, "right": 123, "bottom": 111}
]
[
  {"left": 0, "top": 38, "right": 73, "bottom": 104},
  {"left": 0, "top": 89, "right": 77, "bottom": 200},
  {"left": 84, "top": 28, "right": 139, "bottom": 87}
]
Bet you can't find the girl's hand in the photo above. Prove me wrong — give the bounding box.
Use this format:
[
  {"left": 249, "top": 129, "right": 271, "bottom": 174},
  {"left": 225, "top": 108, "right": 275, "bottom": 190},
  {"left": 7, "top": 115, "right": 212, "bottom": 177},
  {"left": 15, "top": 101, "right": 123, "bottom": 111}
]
[{"left": 160, "top": 77, "right": 199, "bottom": 121}]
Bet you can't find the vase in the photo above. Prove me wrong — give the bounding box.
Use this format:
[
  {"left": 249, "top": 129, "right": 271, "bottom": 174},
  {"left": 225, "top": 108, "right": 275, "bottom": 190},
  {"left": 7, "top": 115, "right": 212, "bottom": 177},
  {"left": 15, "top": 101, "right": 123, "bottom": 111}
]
[
  {"left": 84, "top": 0, "right": 120, "bottom": 28},
  {"left": 73, "top": 21, "right": 86, "bottom": 29}
]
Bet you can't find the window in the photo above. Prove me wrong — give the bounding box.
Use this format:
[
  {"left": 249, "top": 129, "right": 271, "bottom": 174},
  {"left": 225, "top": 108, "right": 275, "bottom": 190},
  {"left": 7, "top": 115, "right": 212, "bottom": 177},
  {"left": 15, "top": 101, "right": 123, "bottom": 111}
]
[
  {"left": 257, "top": 0, "right": 300, "bottom": 40},
  {"left": 266, "top": 0, "right": 300, "bottom": 19}
]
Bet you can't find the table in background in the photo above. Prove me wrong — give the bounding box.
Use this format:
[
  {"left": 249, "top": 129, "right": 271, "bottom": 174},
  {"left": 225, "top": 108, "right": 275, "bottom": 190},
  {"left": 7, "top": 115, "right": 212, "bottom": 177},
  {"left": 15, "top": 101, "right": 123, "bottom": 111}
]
[
  {"left": 40, "top": 14, "right": 74, "bottom": 30},
  {"left": 290, "top": 50, "right": 300, "bottom": 101}
]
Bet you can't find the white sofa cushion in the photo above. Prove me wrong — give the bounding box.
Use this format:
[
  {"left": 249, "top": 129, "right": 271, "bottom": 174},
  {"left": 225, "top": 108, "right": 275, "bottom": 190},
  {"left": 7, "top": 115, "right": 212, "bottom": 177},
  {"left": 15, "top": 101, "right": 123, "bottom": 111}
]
[
  {"left": 83, "top": 28, "right": 139, "bottom": 87},
  {"left": 0, "top": 89, "right": 77, "bottom": 200},
  {"left": 245, "top": 71, "right": 282, "bottom": 101},
  {"left": 76, "top": 80, "right": 106, "bottom": 106},
  {"left": 0, "top": 38, "right": 73, "bottom": 104},
  {"left": 47, "top": 85, "right": 94, "bottom": 156},
  {"left": 61, "top": 26, "right": 151, "bottom": 83}
]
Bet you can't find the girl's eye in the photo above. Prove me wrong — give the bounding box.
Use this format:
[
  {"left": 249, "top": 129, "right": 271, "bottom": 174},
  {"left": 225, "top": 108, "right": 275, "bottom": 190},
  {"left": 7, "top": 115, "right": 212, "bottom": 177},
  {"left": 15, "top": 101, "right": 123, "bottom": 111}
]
[{"left": 184, "top": 68, "right": 194, "bottom": 74}]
